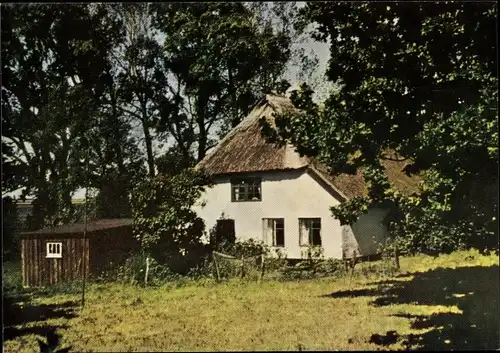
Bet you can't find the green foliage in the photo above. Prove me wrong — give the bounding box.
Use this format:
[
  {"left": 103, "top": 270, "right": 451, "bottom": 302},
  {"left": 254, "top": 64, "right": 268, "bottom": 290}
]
[
  {"left": 131, "top": 168, "right": 212, "bottom": 273},
  {"left": 263, "top": 248, "right": 288, "bottom": 274},
  {"left": 2, "top": 3, "right": 312, "bottom": 230},
  {"left": 330, "top": 197, "right": 370, "bottom": 226},
  {"left": 219, "top": 238, "right": 270, "bottom": 259},
  {"left": 2, "top": 4, "right": 144, "bottom": 228},
  {"left": 113, "top": 253, "right": 176, "bottom": 286},
  {"left": 2, "top": 197, "right": 19, "bottom": 258},
  {"left": 152, "top": 2, "right": 299, "bottom": 160},
  {"left": 300, "top": 245, "right": 325, "bottom": 274},
  {"left": 267, "top": 2, "right": 498, "bottom": 254},
  {"left": 208, "top": 227, "right": 231, "bottom": 252},
  {"left": 211, "top": 239, "right": 269, "bottom": 281},
  {"left": 156, "top": 146, "right": 196, "bottom": 177}
]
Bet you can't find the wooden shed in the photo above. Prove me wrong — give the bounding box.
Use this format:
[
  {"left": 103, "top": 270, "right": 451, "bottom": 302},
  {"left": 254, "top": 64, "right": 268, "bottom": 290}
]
[{"left": 19, "top": 218, "right": 139, "bottom": 287}]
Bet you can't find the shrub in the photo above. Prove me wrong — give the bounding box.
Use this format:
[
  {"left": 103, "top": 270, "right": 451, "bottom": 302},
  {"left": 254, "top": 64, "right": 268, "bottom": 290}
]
[
  {"left": 132, "top": 168, "right": 213, "bottom": 276},
  {"left": 99, "top": 253, "right": 176, "bottom": 286},
  {"left": 264, "top": 248, "right": 288, "bottom": 274},
  {"left": 211, "top": 239, "right": 269, "bottom": 281}
]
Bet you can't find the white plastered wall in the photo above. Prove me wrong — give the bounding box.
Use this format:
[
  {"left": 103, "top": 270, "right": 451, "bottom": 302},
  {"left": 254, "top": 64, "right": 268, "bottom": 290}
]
[{"left": 194, "top": 169, "right": 388, "bottom": 259}]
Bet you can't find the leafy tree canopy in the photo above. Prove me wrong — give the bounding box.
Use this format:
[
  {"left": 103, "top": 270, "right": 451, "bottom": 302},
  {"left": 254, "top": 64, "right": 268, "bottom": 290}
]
[{"left": 266, "top": 2, "right": 498, "bottom": 253}]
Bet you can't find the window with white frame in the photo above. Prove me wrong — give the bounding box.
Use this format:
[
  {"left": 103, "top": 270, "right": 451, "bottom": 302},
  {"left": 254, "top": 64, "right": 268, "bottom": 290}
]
[
  {"left": 46, "top": 242, "right": 62, "bottom": 258},
  {"left": 299, "top": 218, "right": 322, "bottom": 246},
  {"left": 262, "top": 218, "right": 285, "bottom": 247}
]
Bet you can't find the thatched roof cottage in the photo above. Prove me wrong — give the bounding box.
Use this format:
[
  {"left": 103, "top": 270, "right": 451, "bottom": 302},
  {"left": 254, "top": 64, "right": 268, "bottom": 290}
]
[{"left": 194, "top": 94, "right": 421, "bottom": 260}]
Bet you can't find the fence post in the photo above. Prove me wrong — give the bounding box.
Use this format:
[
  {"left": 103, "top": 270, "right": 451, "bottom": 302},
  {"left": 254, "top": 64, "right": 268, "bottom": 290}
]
[
  {"left": 240, "top": 254, "right": 245, "bottom": 279},
  {"left": 213, "top": 253, "right": 221, "bottom": 282},
  {"left": 394, "top": 245, "right": 400, "bottom": 270},
  {"left": 260, "top": 253, "right": 265, "bottom": 282},
  {"left": 145, "top": 256, "right": 150, "bottom": 287}
]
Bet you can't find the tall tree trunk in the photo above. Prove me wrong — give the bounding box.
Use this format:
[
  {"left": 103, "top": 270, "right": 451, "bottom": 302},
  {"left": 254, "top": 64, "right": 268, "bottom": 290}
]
[
  {"left": 142, "top": 119, "right": 155, "bottom": 177},
  {"left": 140, "top": 101, "right": 155, "bottom": 177},
  {"left": 197, "top": 120, "right": 206, "bottom": 162},
  {"left": 228, "top": 62, "right": 239, "bottom": 128},
  {"left": 110, "top": 86, "right": 127, "bottom": 176},
  {"left": 196, "top": 94, "right": 208, "bottom": 162}
]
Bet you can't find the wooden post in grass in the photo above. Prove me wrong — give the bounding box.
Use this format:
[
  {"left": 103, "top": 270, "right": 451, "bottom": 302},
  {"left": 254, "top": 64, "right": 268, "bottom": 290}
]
[
  {"left": 213, "top": 253, "right": 221, "bottom": 282},
  {"left": 145, "top": 256, "right": 150, "bottom": 286},
  {"left": 260, "top": 253, "right": 265, "bottom": 282},
  {"left": 351, "top": 251, "right": 358, "bottom": 277},
  {"left": 240, "top": 254, "right": 245, "bottom": 279},
  {"left": 81, "top": 143, "right": 89, "bottom": 309},
  {"left": 393, "top": 245, "right": 400, "bottom": 270}
]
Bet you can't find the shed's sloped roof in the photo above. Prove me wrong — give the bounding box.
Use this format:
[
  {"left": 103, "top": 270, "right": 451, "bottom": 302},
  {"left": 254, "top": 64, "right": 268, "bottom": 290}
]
[
  {"left": 20, "top": 218, "right": 133, "bottom": 235},
  {"left": 196, "top": 94, "right": 422, "bottom": 199}
]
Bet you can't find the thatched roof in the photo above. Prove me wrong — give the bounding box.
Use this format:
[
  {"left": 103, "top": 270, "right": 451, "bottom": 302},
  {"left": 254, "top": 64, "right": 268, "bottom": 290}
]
[
  {"left": 196, "top": 95, "right": 309, "bottom": 174},
  {"left": 310, "top": 155, "right": 422, "bottom": 200},
  {"left": 20, "top": 218, "right": 133, "bottom": 236},
  {"left": 196, "top": 94, "right": 422, "bottom": 199}
]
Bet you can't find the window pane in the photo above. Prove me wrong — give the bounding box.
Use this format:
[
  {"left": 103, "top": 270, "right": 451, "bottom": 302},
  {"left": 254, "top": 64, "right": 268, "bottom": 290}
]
[
  {"left": 248, "top": 181, "right": 261, "bottom": 200},
  {"left": 249, "top": 185, "right": 255, "bottom": 200},
  {"left": 300, "top": 219, "right": 321, "bottom": 246},
  {"left": 263, "top": 219, "right": 284, "bottom": 246},
  {"left": 270, "top": 219, "right": 276, "bottom": 245},
  {"left": 299, "top": 220, "right": 309, "bottom": 246},
  {"left": 239, "top": 185, "right": 247, "bottom": 200},
  {"left": 312, "top": 228, "right": 322, "bottom": 246},
  {"left": 263, "top": 219, "right": 273, "bottom": 245},
  {"left": 275, "top": 228, "right": 284, "bottom": 247}
]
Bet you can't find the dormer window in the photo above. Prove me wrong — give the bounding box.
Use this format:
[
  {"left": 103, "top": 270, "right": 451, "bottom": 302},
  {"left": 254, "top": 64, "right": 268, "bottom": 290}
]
[{"left": 231, "top": 178, "right": 262, "bottom": 202}]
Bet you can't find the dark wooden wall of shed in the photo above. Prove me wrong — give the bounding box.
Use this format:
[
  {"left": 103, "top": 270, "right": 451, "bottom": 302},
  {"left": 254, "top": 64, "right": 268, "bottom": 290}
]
[
  {"left": 89, "top": 226, "right": 139, "bottom": 276},
  {"left": 20, "top": 236, "right": 90, "bottom": 287},
  {"left": 20, "top": 225, "right": 138, "bottom": 287}
]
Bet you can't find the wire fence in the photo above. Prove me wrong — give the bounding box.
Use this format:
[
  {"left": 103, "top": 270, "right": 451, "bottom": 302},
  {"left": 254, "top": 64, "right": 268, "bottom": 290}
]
[{"left": 212, "top": 251, "right": 265, "bottom": 282}]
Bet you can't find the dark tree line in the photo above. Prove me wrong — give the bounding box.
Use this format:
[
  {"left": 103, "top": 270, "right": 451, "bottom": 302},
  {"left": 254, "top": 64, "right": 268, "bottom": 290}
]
[{"left": 1, "top": 3, "right": 308, "bottom": 232}]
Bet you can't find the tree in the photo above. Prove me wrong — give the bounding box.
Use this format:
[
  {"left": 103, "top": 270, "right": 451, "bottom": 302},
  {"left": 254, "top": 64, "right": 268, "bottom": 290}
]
[
  {"left": 110, "top": 3, "right": 174, "bottom": 177},
  {"left": 151, "top": 2, "right": 299, "bottom": 161},
  {"left": 2, "top": 197, "right": 19, "bottom": 259},
  {"left": 2, "top": 4, "right": 145, "bottom": 226},
  {"left": 131, "top": 168, "right": 212, "bottom": 274},
  {"left": 155, "top": 146, "right": 196, "bottom": 178},
  {"left": 266, "top": 2, "right": 498, "bottom": 253}
]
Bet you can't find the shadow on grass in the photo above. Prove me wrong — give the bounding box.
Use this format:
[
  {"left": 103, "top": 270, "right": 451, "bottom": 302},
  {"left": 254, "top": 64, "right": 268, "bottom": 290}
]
[
  {"left": 320, "top": 288, "right": 380, "bottom": 298},
  {"left": 3, "top": 295, "right": 78, "bottom": 342},
  {"left": 323, "top": 265, "right": 500, "bottom": 350},
  {"left": 3, "top": 260, "right": 80, "bottom": 343}
]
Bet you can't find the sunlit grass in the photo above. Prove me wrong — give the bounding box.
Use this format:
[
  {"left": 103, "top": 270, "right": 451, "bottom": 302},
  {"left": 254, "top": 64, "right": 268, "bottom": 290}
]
[{"left": 3, "top": 249, "right": 498, "bottom": 352}]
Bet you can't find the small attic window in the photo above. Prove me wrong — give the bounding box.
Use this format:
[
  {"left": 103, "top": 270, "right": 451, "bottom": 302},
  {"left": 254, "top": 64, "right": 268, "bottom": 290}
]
[
  {"left": 231, "top": 178, "right": 262, "bottom": 202},
  {"left": 46, "top": 242, "right": 62, "bottom": 258}
]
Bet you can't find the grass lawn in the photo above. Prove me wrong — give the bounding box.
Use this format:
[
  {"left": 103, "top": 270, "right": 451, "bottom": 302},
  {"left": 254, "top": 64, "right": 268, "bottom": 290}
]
[{"left": 3, "top": 249, "right": 499, "bottom": 352}]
